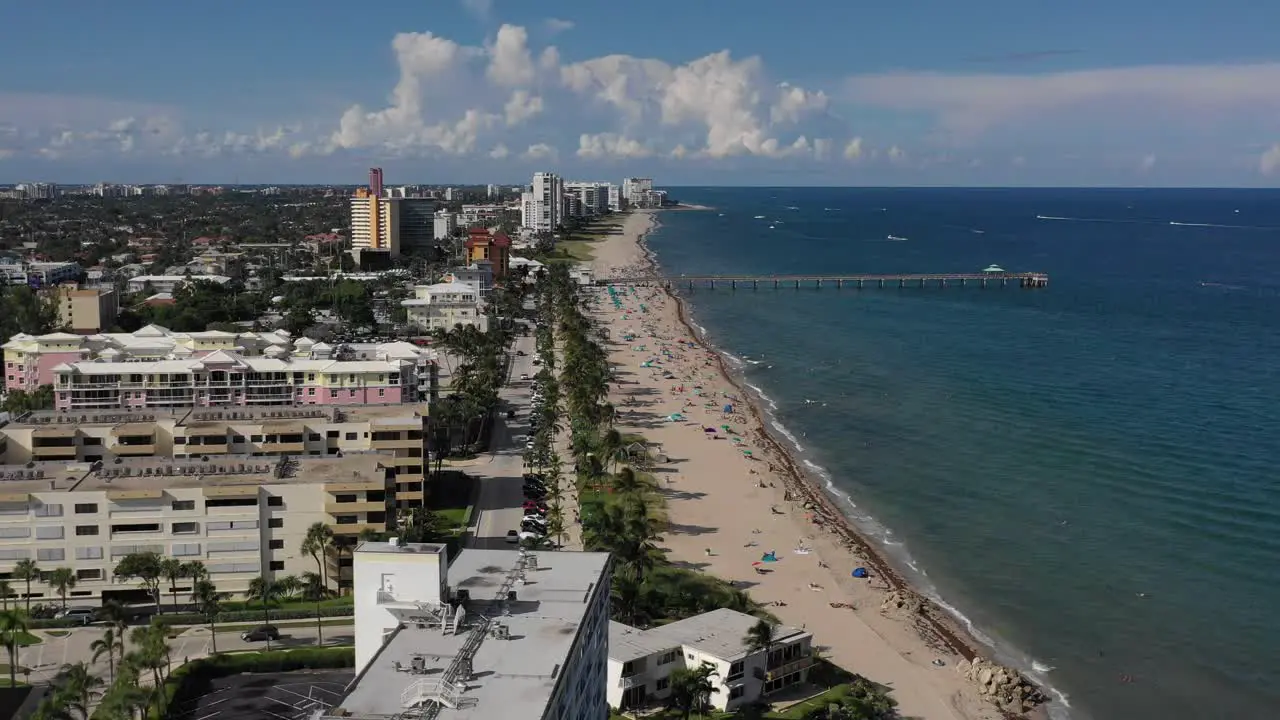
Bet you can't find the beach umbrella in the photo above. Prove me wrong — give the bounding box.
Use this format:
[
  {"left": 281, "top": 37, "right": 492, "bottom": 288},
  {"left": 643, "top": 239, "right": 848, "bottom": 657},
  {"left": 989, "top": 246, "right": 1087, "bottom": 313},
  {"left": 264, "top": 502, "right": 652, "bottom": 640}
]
[
  {"left": 723, "top": 404, "right": 734, "bottom": 413},
  {"left": 742, "top": 450, "right": 753, "bottom": 456},
  {"left": 721, "top": 424, "right": 731, "bottom": 431},
  {"left": 852, "top": 567, "right": 869, "bottom": 578},
  {"left": 703, "top": 427, "right": 716, "bottom": 433}
]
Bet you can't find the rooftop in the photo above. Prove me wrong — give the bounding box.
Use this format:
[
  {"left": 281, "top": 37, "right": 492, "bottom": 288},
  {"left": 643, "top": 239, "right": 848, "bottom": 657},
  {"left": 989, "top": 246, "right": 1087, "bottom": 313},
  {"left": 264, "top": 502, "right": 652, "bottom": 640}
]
[
  {"left": 6, "top": 402, "right": 428, "bottom": 429},
  {"left": 621, "top": 608, "right": 809, "bottom": 663},
  {"left": 0, "top": 452, "right": 387, "bottom": 495},
  {"left": 332, "top": 548, "right": 611, "bottom": 720}
]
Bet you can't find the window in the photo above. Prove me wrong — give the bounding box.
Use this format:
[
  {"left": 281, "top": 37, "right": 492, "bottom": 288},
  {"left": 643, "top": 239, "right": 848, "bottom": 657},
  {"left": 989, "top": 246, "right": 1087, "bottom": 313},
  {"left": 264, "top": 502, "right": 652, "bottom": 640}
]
[
  {"left": 37, "top": 548, "right": 65, "bottom": 561},
  {"left": 171, "top": 522, "right": 199, "bottom": 534},
  {"left": 326, "top": 430, "right": 339, "bottom": 439},
  {"left": 111, "top": 523, "right": 161, "bottom": 534},
  {"left": 74, "top": 503, "right": 98, "bottom": 514},
  {"left": 268, "top": 518, "right": 283, "bottom": 529},
  {"left": 656, "top": 677, "right": 670, "bottom": 691},
  {"left": 76, "top": 569, "right": 103, "bottom": 581},
  {"left": 74, "top": 547, "right": 103, "bottom": 560},
  {"left": 250, "top": 435, "right": 263, "bottom": 443},
  {"left": 35, "top": 526, "right": 64, "bottom": 540},
  {"left": 171, "top": 543, "right": 201, "bottom": 557},
  {"left": 333, "top": 494, "right": 357, "bottom": 504},
  {"left": 269, "top": 539, "right": 284, "bottom": 549},
  {"left": 378, "top": 388, "right": 385, "bottom": 397},
  {"left": 334, "top": 515, "right": 358, "bottom": 525},
  {"left": 729, "top": 686, "right": 745, "bottom": 700},
  {"left": 269, "top": 561, "right": 285, "bottom": 571},
  {"left": 267, "top": 496, "right": 283, "bottom": 507},
  {"left": 659, "top": 650, "right": 678, "bottom": 665},
  {"left": 345, "top": 432, "right": 357, "bottom": 441},
  {"left": 206, "top": 497, "right": 257, "bottom": 508},
  {"left": 308, "top": 433, "right": 321, "bottom": 441},
  {"left": 33, "top": 503, "right": 63, "bottom": 517},
  {"left": 75, "top": 525, "right": 99, "bottom": 536},
  {"left": 171, "top": 500, "right": 196, "bottom": 511}
]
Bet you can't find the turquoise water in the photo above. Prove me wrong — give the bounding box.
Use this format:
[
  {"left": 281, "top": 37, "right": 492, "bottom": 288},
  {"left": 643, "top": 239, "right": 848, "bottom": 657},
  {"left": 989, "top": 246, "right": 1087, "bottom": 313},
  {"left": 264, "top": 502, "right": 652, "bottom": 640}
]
[{"left": 644, "top": 188, "right": 1280, "bottom": 720}]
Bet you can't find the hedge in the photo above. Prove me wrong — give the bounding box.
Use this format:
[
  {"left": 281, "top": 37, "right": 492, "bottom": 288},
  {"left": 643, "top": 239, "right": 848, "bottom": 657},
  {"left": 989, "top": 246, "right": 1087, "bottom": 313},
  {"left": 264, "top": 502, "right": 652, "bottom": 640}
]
[
  {"left": 143, "top": 647, "right": 355, "bottom": 720},
  {"left": 157, "top": 605, "right": 355, "bottom": 627}
]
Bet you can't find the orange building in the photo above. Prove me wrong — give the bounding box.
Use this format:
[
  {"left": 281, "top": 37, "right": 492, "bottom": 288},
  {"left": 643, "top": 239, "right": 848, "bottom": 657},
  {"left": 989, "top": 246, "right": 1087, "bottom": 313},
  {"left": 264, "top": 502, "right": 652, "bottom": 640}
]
[{"left": 464, "top": 228, "right": 511, "bottom": 279}]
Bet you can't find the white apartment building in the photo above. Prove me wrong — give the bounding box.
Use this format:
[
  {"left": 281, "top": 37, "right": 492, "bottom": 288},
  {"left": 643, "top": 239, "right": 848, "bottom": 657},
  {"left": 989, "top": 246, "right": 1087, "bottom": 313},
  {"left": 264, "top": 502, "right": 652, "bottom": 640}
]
[
  {"left": 608, "top": 608, "right": 814, "bottom": 713},
  {"left": 401, "top": 282, "right": 486, "bottom": 333},
  {"left": 125, "top": 275, "right": 231, "bottom": 294},
  {"left": 441, "top": 263, "right": 494, "bottom": 298},
  {"left": 323, "top": 543, "right": 611, "bottom": 720},
  {"left": 607, "top": 184, "right": 622, "bottom": 212},
  {"left": 458, "top": 203, "right": 510, "bottom": 228},
  {"left": 565, "top": 182, "right": 609, "bottom": 217},
  {"left": 433, "top": 210, "right": 457, "bottom": 241},
  {"left": 622, "top": 177, "right": 663, "bottom": 208},
  {"left": 0, "top": 404, "right": 430, "bottom": 600},
  {"left": 0, "top": 259, "right": 82, "bottom": 287},
  {"left": 521, "top": 172, "right": 563, "bottom": 232}
]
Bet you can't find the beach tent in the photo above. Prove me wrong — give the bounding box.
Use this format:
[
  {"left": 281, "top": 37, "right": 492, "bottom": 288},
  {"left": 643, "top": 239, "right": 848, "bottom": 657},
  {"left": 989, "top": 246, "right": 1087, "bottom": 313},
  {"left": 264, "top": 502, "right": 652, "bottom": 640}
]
[
  {"left": 852, "top": 567, "right": 869, "bottom": 578},
  {"left": 760, "top": 551, "right": 778, "bottom": 562},
  {"left": 723, "top": 404, "right": 734, "bottom": 413}
]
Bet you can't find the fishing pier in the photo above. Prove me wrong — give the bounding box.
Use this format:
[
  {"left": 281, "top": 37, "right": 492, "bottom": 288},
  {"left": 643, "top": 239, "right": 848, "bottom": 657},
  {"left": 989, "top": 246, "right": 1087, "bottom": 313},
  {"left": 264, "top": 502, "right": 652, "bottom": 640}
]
[{"left": 598, "top": 272, "right": 1049, "bottom": 290}]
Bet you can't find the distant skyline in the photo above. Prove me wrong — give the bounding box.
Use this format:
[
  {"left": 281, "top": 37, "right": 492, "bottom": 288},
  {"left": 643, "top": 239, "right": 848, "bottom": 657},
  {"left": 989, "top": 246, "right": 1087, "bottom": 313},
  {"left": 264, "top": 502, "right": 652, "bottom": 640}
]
[{"left": 3, "top": 0, "right": 1280, "bottom": 186}]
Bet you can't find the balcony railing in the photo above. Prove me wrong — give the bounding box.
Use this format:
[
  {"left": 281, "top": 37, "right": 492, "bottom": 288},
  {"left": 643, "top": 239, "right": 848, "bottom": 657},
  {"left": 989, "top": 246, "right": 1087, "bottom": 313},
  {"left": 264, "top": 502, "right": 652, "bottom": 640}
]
[{"left": 765, "top": 655, "right": 813, "bottom": 681}]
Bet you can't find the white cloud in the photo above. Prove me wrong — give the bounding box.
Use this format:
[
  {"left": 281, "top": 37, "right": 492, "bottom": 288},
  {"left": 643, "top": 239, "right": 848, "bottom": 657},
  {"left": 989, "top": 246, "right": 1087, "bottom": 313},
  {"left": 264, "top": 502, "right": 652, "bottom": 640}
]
[
  {"left": 843, "top": 137, "right": 864, "bottom": 160},
  {"left": 771, "top": 83, "right": 829, "bottom": 124},
  {"left": 488, "top": 143, "right": 510, "bottom": 159},
  {"left": 523, "top": 143, "right": 558, "bottom": 160},
  {"left": 1261, "top": 144, "right": 1280, "bottom": 175},
  {"left": 844, "top": 63, "right": 1280, "bottom": 139},
  {"left": 813, "top": 138, "right": 833, "bottom": 161},
  {"left": 887, "top": 145, "right": 905, "bottom": 162},
  {"left": 487, "top": 25, "right": 535, "bottom": 87},
  {"left": 504, "top": 90, "right": 544, "bottom": 126},
  {"left": 1140, "top": 154, "right": 1157, "bottom": 172},
  {"left": 545, "top": 18, "right": 574, "bottom": 35},
  {"left": 577, "top": 133, "right": 651, "bottom": 159}
]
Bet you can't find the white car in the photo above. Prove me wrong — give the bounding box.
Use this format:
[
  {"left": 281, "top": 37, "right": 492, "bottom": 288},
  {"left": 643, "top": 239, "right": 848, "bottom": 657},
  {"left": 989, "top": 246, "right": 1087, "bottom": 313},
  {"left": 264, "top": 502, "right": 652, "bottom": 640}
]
[{"left": 519, "top": 373, "right": 530, "bottom": 381}]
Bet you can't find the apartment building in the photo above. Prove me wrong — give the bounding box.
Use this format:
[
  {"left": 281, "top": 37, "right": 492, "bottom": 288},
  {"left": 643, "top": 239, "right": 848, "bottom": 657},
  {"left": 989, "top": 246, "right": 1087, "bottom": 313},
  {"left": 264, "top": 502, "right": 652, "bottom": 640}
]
[
  {"left": 433, "top": 210, "right": 457, "bottom": 241},
  {"left": 322, "top": 543, "right": 611, "bottom": 720},
  {"left": 520, "top": 172, "right": 563, "bottom": 232},
  {"left": 401, "top": 282, "right": 486, "bottom": 333},
  {"left": 54, "top": 285, "right": 119, "bottom": 334},
  {"left": 0, "top": 259, "right": 81, "bottom": 287},
  {"left": 125, "top": 275, "right": 231, "bottom": 294},
  {"left": 608, "top": 608, "right": 813, "bottom": 712},
  {"left": 565, "top": 182, "right": 609, "bottom": 217},
  {"left": 0, "top": 405, "right": 430, "bottom": 599},
  {"left": 350, "top": 189, "right": 401, "bottom": 260},
  {"left": 441, "top": 263, "right": 493, "bottom": 298},
  {"left": 3, "top": 325, "right": 438, "bottom": 409}
]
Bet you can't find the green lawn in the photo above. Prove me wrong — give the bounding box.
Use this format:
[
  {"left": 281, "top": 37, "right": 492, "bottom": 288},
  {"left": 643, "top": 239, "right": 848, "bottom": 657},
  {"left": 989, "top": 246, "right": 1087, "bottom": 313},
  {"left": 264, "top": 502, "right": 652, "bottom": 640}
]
[
  {"left": 219, "top": 596, "right": 353, "bottom": 614},
  {"left": 10, "top": 631, "right": 40, "bottom": 647},
  {"left": 429, "top": 472, "right": 477, "bottom": 532},
  {"left": 44, "top": 630, "right": 70, "bottom": 638}
]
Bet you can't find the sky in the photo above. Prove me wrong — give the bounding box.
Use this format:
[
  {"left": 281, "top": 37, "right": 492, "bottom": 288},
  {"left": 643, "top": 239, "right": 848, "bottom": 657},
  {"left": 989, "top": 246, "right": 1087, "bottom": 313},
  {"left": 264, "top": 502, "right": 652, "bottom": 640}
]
[{"left": 3, "top": 0, "right": 1280, "bottom": 187}]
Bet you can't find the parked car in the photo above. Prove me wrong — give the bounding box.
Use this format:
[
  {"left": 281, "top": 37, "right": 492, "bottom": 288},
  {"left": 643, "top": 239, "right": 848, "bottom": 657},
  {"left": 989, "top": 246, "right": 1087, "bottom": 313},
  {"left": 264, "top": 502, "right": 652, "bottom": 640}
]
[
  {"left": 519, "top": 373, "right": 530, "bottom": 381},
  {"left": 516, "top": 350, "right": 527, "bottom": 356},
  {"left": 523, "top": 501, "right": 548, "bottom": 512},
  {"left": 240, "top": 625, "right": 281, "bottom": 642},
  {"left": 55, "top": 607, "right": 96, "bottom": 625},
  {"left": 505, "top": 530, "right": 520, "bottom": 544}
]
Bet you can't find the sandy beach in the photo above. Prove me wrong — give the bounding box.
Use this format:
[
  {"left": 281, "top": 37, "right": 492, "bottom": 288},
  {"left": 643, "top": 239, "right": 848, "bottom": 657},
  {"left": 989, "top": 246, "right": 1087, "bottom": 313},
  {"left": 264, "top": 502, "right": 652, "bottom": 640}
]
[{"left": 584, "top": 209, "right": 1027, "bottom": 720}]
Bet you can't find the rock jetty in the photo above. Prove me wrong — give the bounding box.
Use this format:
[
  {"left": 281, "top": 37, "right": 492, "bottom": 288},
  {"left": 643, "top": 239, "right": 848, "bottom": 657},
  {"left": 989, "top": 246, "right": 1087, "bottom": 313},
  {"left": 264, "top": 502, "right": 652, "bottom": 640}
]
[{"left": 954, "top": 656, "right": 1049, "bottom": 715}]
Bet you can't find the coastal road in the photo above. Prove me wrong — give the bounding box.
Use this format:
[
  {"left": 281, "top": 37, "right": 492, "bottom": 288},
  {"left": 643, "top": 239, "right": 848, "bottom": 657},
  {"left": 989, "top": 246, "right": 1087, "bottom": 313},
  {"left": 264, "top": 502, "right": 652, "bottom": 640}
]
[
  {"left": 466, "top": 329, "right": 539, "bottom": 549},
  {"left": 19, "top": 622, "right": 354, "bottom": 685}
]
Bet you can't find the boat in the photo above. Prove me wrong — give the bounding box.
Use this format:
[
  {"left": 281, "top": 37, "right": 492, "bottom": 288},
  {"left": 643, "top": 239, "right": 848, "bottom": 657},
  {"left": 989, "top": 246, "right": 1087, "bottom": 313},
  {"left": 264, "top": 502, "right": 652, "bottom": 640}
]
[
  {"left": 982, "top": 264, "right": 1005, "bottom": 273},
  {"left": 886, "top": 235, "right": 907, "bottom": 241},
  {"left": 753, "top": 215, "right": 766, "bottom": 219}
]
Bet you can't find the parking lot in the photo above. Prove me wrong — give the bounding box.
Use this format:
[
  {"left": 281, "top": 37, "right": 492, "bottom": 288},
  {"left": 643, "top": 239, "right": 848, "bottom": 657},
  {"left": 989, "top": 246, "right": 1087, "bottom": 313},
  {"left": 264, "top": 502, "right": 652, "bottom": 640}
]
[{"left": 166, "top": 670, "right": 353, "bottom": 720}]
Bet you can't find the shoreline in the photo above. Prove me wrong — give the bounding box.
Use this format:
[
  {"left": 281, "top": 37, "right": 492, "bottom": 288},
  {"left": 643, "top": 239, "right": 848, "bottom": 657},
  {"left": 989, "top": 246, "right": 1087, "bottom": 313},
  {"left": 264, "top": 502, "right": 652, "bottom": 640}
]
[
  {"left": 634, "top": 211, "right": 983, "bottom": 657},
  {"left": 594, "top": 208, "right": 1052, "bottom": 720}
]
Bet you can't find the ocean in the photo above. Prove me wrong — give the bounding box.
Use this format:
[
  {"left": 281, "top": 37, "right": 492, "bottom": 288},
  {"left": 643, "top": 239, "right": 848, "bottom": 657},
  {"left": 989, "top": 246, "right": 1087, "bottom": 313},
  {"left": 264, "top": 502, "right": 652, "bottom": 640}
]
[{"left": 642, "top": 187, "right": 1280, "bottom": 720}]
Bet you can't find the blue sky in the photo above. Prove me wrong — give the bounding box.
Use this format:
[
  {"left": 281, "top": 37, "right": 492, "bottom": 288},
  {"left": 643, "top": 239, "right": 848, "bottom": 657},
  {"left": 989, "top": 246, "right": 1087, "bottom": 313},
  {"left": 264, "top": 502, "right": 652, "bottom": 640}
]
[{"left": 3, "top": 0, "right": 1280, "bottom": 186}]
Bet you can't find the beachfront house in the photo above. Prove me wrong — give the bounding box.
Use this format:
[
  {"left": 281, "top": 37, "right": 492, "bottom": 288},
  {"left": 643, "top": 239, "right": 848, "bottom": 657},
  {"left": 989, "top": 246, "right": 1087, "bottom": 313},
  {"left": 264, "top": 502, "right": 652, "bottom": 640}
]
[{"left": 607, "top": 608, "right": 814, "bottom": 712}]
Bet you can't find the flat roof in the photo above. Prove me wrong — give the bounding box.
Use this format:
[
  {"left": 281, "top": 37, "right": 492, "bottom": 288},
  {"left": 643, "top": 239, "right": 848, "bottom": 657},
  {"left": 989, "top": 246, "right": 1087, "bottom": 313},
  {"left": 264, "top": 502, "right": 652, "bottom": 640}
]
[
  {"left": 6, "top": 403, "right": 428, "bottom": 429},
  {"left": 333, "top": 548, "right": 611, "bottom": 720},
  {"left": 0, "top": 453, "right": 387, "bottom": 494}
]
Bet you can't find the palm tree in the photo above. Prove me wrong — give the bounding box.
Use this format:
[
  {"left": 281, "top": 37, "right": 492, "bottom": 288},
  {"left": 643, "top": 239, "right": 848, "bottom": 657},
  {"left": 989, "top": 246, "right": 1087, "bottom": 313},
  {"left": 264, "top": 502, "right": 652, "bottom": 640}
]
[
  {"left": 159, "top": 557, "right": 187, "bottom": 613},
  {"left": 12, "top": 559, "right": 39, "bottom": 614},
  {"left": 126, "top": 625, "right": 170, "bottom": 712},
  {"left": 246, "top": 576, "right": 284, "bottom": 651},
  {"left": 667, "top": 661, "right": 720, "bottom": 719},
  {"left": 300, "top": 571, "right": 329, "bottom": 645},
  {"left": 0, "top": 609, "right": 28, "bottom": 687},
  {"left": 611, "top": 466, "right": 648, "bottom": 495},
  {"left": 91, "top": 628, "right": 123, "bottom": 685},
  {"left": 48, "top": 568, "right": 75, "bottom": 611},
  {"left": 300, "top": 522, "right": 334, "bottom": 591},
  {"left": 98, "top": 601, "right": 130, "bottom": 648},
  {"left": 56, "top": 661, "right": 103, "bottom": 720},
  {"left": 744, "top": 618, "right": 778, "bottom": 667},
  {"left": 191, "top": 580, "right": 226, "bottom": 655},
  {"left": 609, "top": 569, "right": 648, "bottom": 625},
  {"left": 0, "top": 581, "right": 11, "bottom": 611}
]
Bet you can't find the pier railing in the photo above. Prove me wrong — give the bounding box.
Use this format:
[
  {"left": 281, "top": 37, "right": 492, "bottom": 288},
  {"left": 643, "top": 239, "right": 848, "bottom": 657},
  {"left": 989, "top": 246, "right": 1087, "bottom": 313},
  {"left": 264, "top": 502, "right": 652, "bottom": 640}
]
[{"left": 596, "top": 272, "right": 1049, "bottom": 289}]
